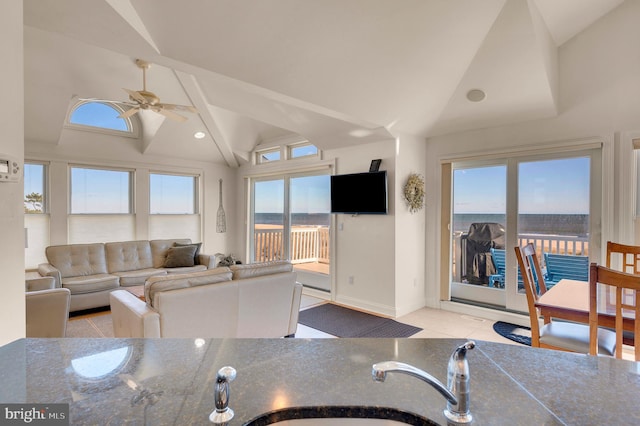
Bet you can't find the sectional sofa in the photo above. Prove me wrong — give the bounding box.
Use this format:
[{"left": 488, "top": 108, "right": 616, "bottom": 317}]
[
  {"left": 37, "top": 239, "right": 216, "bottom": 312},
  {"left": 109, "top": 261, "right": 302, "bottom": 338}
]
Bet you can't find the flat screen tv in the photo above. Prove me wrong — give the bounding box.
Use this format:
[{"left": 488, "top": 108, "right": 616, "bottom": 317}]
[{"left": 330, "top": 171, "right": 388, "bottom": 214}]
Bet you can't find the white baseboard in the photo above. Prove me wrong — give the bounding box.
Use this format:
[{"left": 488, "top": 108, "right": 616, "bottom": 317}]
[
  {"left": 439, "top": 301, "right": 530, "bottom": 327},
  {"left": 333, "top": 294, "right": 396, "bottom": 317},
  {"left": 302, "top": 287, "right": 331, "bottom": 300}
]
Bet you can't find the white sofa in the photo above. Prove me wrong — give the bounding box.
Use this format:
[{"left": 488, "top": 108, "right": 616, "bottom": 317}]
[
  {"left": 37, "top": 239, "right": 216, "bottom": 312},
  {"left": 109, "top": 261, "right": 303, "bottom": 338}
]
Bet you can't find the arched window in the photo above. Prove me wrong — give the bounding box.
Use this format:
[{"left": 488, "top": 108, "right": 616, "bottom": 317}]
[{"left": 68, "top": 101, "right": 136, "bottom": 136}]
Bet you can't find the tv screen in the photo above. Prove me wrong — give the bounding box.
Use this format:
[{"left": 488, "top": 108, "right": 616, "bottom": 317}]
[{"left": 330, "top": 171, "right": 388, "bottom": 214}]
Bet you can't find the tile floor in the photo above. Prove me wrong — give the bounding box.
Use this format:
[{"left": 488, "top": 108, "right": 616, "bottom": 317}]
[
  {"left": 295, "top": 295, "right": 519, "bottom": 346},
  {"left": 297, "top": 295, "right": 637, "bottom": 362}
]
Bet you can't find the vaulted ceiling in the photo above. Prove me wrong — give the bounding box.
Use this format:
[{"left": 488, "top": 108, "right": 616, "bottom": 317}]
[{"left": 23, "top": 0, "right": 624, "bottom": 166}]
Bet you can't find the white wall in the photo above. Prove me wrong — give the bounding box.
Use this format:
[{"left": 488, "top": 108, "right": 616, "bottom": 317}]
[
  {"left": 324, "top": 140, "right": 398, "bottom": 315},
  {"left": 394, "top": 134, "right": 427, "bottom": 317},
  {"left": 424, "top": 0, "right": 640, "bottom": 307},
  {"left": 0, "top": 0, "right": 25, "bottom": 346}
]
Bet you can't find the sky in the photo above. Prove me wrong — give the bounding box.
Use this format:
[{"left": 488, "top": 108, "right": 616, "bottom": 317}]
[
  {"left": 453, "top": 157, "right": 590, "bottom": 215},
  {"left": 70, "top": 102, "right": 129, "bottom": 131},
  {"left": 254, "top": 175, "right": 330, "bottom": 214}
]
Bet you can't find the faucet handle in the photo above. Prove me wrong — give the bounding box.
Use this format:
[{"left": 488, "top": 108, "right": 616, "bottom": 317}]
[{"left": 209, "top": 366, "right": 237, "bottom": 424}]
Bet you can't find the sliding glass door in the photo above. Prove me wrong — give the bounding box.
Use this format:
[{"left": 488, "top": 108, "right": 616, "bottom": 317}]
[
  {"left": 448, "top": 148, "right": 600, "bottom": 312},
  {"left": 250, "top": 171, "right": 331, "bottom": 292},
  {"left": 450, "top": 164, "right": 507, "bottom": 307}
]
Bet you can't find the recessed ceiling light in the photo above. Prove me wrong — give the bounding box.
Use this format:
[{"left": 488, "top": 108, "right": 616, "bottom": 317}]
[
  {"left": 194, "top": 131, "right": 206, "bottom": 139},
  {"left": 466, "top": 89, "right": 486, "bottom": 102}
]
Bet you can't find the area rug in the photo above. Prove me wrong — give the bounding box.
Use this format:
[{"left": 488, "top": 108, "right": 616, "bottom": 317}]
[
  {"left": 66, "top": 312, "right": 114, "bottom": 338},
  {"left": 298, "top": 303, "right": 422, "bottom": 338},
  {"left": 492, "top": 321, "right": 531, "bottom": 346}
]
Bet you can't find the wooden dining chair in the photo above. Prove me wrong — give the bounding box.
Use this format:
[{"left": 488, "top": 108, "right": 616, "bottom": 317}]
[
  {"left": 515, "top": 243, "right": 616, "bottom": 354},
  {"left": 606, "top": 241, "right": 640, "bottom": 274},
  {"left": 605, "top": 241, "right": 640, "bottom": 320},
  {"left": 589, "top": 263, "right": 640, "bottom": 361}
]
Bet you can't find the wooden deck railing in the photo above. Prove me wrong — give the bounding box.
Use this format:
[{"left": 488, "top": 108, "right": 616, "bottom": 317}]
[
  {"left": 452, "top": 232, "right": 590, "bottom": 283},
  {"left": 254, "top": 226, "right": 330, "bottom": 264}
]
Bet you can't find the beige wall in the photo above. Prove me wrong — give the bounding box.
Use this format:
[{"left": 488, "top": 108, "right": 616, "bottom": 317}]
[{"left": 0, "top": 0, "right": 25, "bottom": 346}]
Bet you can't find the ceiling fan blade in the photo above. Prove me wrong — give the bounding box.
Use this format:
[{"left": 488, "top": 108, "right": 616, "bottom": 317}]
[
  {"left": 156, "top": 108, "right": 188, "bottom": 122},
  {"left": 123, "top": 88, "right": 147, "bottom": 104},
  {"left": 78, "top": 97, "right": 136, "bottom": 106},
  {"left": 160, "top": 103, "right": 198, "bottom": 114},
  {"left": 119, "top": 107, "right": 140, "bottom": 119}
]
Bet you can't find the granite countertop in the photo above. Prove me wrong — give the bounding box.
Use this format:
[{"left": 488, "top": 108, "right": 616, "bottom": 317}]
[{"left": 1, "top": 338, "right": 639, "bottom": 425}]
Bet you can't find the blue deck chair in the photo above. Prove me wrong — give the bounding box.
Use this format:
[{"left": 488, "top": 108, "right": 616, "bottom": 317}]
[
  {"left": 543, "top": 252, "right": 589, "bottom": 288},
  {"left": 490, "top": 247, "right": 539, "bottom": 290},
  {"left": 489, "top": 248, "right": 506, "bottom": 288}
]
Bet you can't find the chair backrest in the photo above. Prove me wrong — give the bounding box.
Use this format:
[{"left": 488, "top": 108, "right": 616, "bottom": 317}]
[
  {"left": 589, "top": 263, "right": 640, "bottom": 361},
  {"left": 514, "top": 243, "right": 548, "bottom": 346},
  {"left": 606, "top": 241, "right": 640, "bottom": 274}
]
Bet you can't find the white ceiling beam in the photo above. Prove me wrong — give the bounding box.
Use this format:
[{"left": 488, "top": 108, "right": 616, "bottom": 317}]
[
  {"left": 104, "top": 0, "right": 161, "bottom": 54},
  {"left": 174, "top": 70, "right": 239, "bottom": 168}
]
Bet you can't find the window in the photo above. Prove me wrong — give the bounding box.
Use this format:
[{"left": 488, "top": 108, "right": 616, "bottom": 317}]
[
  {"left": 70, "top": 166, "right": 132, "bottom": 214},
  {"left": 24, "top": 161, "right": 50, "bottom": 269},
  {"left": 256, "top": 148, "right": 281, "bottom": 164},
  {"left": 24, "top": 162, "right": 46, "bottom": 214},
  {"left": 289, "top": 143, "right": 318, "bottom": 159},
  {"left": 68, "top": 101, "right": 136, "bottom": 136},
  {"left": 150, "top": 173, "right": 197, "bottom": 214}
]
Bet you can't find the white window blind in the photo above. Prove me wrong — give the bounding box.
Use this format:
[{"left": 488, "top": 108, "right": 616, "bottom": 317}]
[
  {"left": 68, "top": 215, "right": 135, "bottom": 244},
  {"left": 148, "top": 215, "right": 201, "bottom": 242}
]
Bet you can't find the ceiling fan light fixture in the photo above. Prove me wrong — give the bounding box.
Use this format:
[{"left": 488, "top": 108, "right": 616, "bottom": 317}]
[
  {"left": 466, "top": 89, "right": 486, "bottom": 102},
  {"left": 194, "top": 131, "right": 206, "bottom": 139}
]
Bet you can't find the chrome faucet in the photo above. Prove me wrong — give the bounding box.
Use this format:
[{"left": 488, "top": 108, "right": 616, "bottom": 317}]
[{"left": 372, "top": 340, "right": 475, "bottom": 424}]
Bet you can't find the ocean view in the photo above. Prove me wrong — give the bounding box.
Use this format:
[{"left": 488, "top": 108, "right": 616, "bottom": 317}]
[
  {"left": 453, "top": 213, "right": 589, "bottom": 236},
  {"left": 256, "top": 213, "right": 330, "bottom": 227}
]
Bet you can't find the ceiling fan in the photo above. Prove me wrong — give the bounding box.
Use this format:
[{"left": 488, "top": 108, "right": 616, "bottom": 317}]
[{"left": 117, "top": 59, "right": 198, "bottom": 122}]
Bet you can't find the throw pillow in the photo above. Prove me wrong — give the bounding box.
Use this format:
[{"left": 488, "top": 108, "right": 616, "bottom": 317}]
[
  {"left": 163, "top": 245, "right": 198, "bottom": 268},
  {"left": 173, "top": 242, "right": 202, "bottom": 265}
]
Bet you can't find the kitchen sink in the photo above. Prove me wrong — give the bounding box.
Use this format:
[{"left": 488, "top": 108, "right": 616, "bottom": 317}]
[{"left": 244, "top": 406, "right": 437, "bottom": 426}]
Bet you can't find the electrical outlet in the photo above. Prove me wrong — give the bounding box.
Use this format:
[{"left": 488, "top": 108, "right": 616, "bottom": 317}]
[{"left": 348, "top": 276, "right": 354, "bottom": 285}]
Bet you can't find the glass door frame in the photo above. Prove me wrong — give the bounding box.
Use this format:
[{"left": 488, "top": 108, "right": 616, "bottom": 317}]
[
  {"left": 447, "top": 147, "right": 602, "bottom": 314},
  {"left": 248, "top": 169, "right": 333, "bottom": 293}
]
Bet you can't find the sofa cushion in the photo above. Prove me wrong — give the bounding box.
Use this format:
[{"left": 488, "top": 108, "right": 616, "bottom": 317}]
[
  {"left": 45, "top": 243, "right": 108, "bottom": 278},
  {"left": 163, "top": 245, "right": 198, "bottom": 268},
  {"left": 62, "top": 274, "right": 120, "bottom": 295},
  {"left": 112, "top": 268, "right": 167, "bottom": 286},
  {"left": 106, "top": 241, "right": 153, "bottom": 273},
  {"left": 173, "top": 242, "right": 202, "bottom": 265},
  {"left": 164, "top": 265, "right": 208, "bottom": 274},
  {"left": 150, "top": 239, "right": 193, "bottom": 268},
  {"left": 230, "top": 261, "right": 293, "bottom": 280},
  {"left": 145, "top": 267, "right": 232, "bottom": 308}
]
